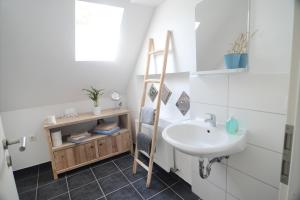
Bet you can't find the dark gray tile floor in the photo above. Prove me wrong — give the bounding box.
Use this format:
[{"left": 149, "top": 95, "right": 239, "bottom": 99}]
[{"left": 14, "top": 153, "right": 200, "bottom": 200}]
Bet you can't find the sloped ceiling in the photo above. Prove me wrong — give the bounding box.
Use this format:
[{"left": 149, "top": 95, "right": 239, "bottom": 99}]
[
  {"left": 130, "top": 0, "right": 165, "bottom": 7},
  {"left": 0, "top": 0, "right": 154, "bottom": 112}
]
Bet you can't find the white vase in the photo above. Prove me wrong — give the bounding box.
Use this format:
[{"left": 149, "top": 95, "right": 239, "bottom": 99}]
[{"left": 93, "top": 106, "right": 102, "bottom": 116}]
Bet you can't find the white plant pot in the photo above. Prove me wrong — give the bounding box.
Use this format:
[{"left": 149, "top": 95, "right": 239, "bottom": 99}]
[{"left": 93, "top": 106, "right": 102, "bottom": 116}]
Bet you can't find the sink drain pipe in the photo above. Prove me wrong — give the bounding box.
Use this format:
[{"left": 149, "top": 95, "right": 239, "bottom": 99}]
[
  {"left": 170, "top": 147, "right": 179, "bottom": 173},
  {"left": 198, "top": 156, "right": 229, "bottom": 179}
]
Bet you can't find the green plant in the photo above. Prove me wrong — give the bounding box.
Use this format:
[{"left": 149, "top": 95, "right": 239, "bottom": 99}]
[{"left": 82, "top": 87, "right": 104, "bottom": 107}]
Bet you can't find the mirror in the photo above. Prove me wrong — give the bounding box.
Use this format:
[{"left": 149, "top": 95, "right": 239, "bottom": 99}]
[
  {"left": 195, "top": 0, "right": 250, "bottom": 72},
  {"left": 111, "top": 92, "right": 121, "bottom": 101},
  {"left": 111, "top": 91, "right": 122, "bottom": 109}
]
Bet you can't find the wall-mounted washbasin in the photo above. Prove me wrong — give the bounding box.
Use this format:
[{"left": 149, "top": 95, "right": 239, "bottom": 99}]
[{"left": 162, "top": 120, "right": 247, "bottom": 159}]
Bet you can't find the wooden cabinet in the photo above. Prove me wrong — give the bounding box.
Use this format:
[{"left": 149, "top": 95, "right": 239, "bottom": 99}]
[
  {"left": 116, "top": 131, "right": 131, "bottom": 152},
  {"left": 53, "top": 148, "right": 76, "bottom": 171},
  {"left": 97, "top": 131, "right": 131, "bottom": 158},
  {"left": 98, "top": 136, "right": 114, "bottom": 157},
  {"left": 44, "top": 109, "right": 133, "bottom": 179},
  {"left": 74, "top": 142, "right": 97, "bottom": 164},
  {"left": 53, "top": 141, "right": 97, "bottom": 171}
]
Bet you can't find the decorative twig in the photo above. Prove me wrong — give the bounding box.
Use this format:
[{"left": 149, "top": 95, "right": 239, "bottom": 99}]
[{"left": 228, "top": 30, "right": 257, "bottom": 54}]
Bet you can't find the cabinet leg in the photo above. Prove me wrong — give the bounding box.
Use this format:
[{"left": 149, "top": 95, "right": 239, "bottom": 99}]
[
  {"left": 132, "top": 146, "right": 138, "bottom": 174},
  {"left": 53, "top": 171, "right": 58, "bottom": 179}
]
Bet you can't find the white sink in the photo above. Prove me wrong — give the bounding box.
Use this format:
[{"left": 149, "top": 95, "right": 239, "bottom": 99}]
[{"left": 162, "top": 120, "right": 247, "bottom": 158}]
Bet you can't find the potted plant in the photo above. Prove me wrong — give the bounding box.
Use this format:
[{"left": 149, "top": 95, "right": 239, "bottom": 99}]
[
  {"left": 224, "top": 31, "right": 256, "bottom": 69},
  {"left": 83, "top": 87, "right": 104, "bottom": 115}
]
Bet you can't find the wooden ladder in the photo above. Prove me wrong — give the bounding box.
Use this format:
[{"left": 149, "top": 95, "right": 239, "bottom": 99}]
[{"left": 133, "top": 30, "right": 172, "bottom": 188}]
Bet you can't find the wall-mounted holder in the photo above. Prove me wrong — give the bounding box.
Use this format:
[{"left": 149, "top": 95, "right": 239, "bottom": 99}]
[
  {"left": 2, "top": 136, "right": 27, "bottom": 152},
  {"left": 198, "top": 156, "right": 229, "bottom": 179}
]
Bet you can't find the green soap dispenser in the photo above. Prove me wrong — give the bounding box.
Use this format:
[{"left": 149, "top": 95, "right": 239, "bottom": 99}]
[{"left": 226, "top": 116, "right": 239, "bottom": 134}]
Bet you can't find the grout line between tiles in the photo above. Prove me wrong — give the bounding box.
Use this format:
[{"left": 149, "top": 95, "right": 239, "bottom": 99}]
[
  {"left": 90, "top": 168, "right": 107, "bottom": 200},
  {"left": 227, "top": 74, "right": 230, "bottom": 112},
  {"left": 227, "top": 165, "right": 279, "bottom": 190},
  {"left": 32, "top": 175, "right": 64, "bottom": 190},
  {"left": 190, "top": 101, "right": 287, "bottom": 116},
  {"left": 68, "top": 180, "right": 97, "bottom": 193},
  {"left": 66, "top": 167, "right": 91, "bottom": 178},
  {"left": 147, "top": 186, "right": 170, "bottom": 200},
  {"left": 65, "top": 176, "right": 71, "bottom": 200},
  {"left": 66, "top": 155, "right": 131, "bottom": 179},
  {"left": 13, "top": 166, "right": 39, "bottom": 182},
  {"left": 48, "top": 192, "right": 69, "bottom": 200},
  {"left": 100, "top": 175, "right": 147, "bottom": 199},
  {"left": 34, "top": 166, "right": 40, "bottom": 200},
  {"left": 147, "top": 175, "right": 181, "bottom": 200},
  {"left": 246, "top": 142, "right": 282, "bottom": 154},
  {"left": 105, "top": 183, "right": 130, "bottom": 196},
  {"left": 67, "top": 154, "right": 130, "bottom": 179},
  {"left": 227, "top": 191, "right": 241, "bottom": 200},
  {"left": 112, "top": 160, "right": 145, "bottom": 200},
  {"left": 225, "top": 159, "right": 228, "bottom": 200},
  {"left": 206, "top": 179, "right": 226, "bottom": 192},
  {"left": 18, "top": 188, "right": 37, "bottom": 196},
  {"left": 66, "top": 165, "right": 140, "bottom": 194},
  {"left": 67, "top": 160, "right": 110, "bottom": 179},
  {"left": 165, "top": 182, "right": 184, "bottom": 200},
  {"left": 14, "top": 174, "right": 38, "bottom": 182}
]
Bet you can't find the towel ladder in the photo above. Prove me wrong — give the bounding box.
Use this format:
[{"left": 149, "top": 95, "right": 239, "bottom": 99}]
[{"left": 133, "top": 30, "right": 172, "bottom": 188}]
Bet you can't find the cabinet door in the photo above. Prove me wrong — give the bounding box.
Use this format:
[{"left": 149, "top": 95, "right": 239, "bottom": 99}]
[
  {"left": 74, "top": 144, "right": 87, "bottom": 164},
  {"left": 115, "top": 132, "right": 130, "bottom": 152},
  {"left": 54, "top": 148, "right": 76, "bottom": 171},
  {"left": 74, "top": 142, "right": 97, "bottom": 164},
  {"left": 65, "top": 148, "right": 76, "bottom": 167},
  {"left": 111, "top": 136, "right": 118, "bottom": 153},
  {"left": 84, "top": 142, "right": 97, "bottom": 161},
  {"left": 122, "top": 131, "right": 131, "bottom": 151},
  {"left": 98, "top": 137, "right": 113, "bottom": 158},
  {"left": 54, "top": 150, "right": 67, "bottom": 171}
]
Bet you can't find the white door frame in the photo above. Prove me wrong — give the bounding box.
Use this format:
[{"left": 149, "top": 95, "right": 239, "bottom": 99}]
[
  {"left": 287, "top": 84, "right": 300, "bottom": 199},
  {"left": 280, "top": 1, "right": 300, "bottom": 199},
  {"left": 0, "top": 115, "right": 19, "bottom": 200}
]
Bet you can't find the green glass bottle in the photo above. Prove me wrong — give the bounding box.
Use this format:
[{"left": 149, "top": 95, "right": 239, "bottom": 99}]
[{"left": 226, "top": 116, "right": 239, "bottom": 134}]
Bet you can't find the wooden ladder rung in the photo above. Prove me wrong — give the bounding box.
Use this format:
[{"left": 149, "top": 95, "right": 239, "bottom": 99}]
[
  {"left": 135, "top": 158, "right": 149, "bottom": 171},
  {"left": 148, "top": 50, "right": 164, "bottom": 55},
  {"left": 145, "top": 79, "right": 160, "bottom": 83},
  {"left": 133, "top": 31, "right": 172, "bottom": 188}
]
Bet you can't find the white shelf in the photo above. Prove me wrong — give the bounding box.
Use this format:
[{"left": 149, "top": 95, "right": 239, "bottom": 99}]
[{"left": 191, "top": 68, "right": 248, "bottom": 76}]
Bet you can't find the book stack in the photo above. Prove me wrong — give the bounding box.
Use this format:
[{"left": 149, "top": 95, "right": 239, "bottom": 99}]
[
  {"left": 67, "top": 132, "right": 91, "bottom": 144},
  {"left": 94, "top": 122, "right": 120, "bottom": 135}
]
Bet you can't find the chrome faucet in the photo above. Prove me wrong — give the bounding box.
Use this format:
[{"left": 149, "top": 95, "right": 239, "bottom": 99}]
[{"left": 204, "top": 113, "right": 216, "bottom": 127}]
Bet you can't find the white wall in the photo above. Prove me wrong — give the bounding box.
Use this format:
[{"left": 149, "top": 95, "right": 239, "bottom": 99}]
[
  {"left": 1, "top": 97, "right": 127, "bottom": 171},
  {"left": 0, "top": 0, "right": 152, "bottom": 170},
  {"left": 134, "top": 0, "right": 198, "bottom": 75},
  {"left": 190, "top": 0, "right": 294, "bottom": 199},
  {"left": 127, "top": 0, "right": 294, "bottom": 199},
  {"left": 127, "top": 0, "right": 198, "bottom": 183},
  {"left": 0, "top": 0, "right": 153, "bottom": 112}
]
